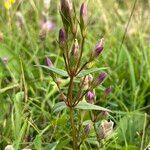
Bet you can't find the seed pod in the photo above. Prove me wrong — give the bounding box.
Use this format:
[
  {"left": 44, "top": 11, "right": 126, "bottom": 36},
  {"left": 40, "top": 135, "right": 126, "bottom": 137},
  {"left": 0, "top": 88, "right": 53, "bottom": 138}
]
[
  {"left": 69, "top": 39, "right": 80, "bottom": 74},
  {"left": 98, "top": 120, "right": 114, "bottom": 139},
  {"left": 86, "top": 91, "right": 95, "bottom": 104},
  {"left": 71, "top": 39, "right": 79, "bottom": 58},
  {"left": 80, "top": 1, "right": 88, "bottom": 31}
]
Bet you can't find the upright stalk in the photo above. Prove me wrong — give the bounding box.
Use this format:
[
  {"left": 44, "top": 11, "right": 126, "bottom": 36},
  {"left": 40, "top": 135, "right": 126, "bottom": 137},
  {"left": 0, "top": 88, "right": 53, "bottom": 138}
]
[
  {"left": 67, "top": 76, "right": 77, "bottom": 149},
  {"left": 70, "top": 107, "right": 77, "bottom": 150}
]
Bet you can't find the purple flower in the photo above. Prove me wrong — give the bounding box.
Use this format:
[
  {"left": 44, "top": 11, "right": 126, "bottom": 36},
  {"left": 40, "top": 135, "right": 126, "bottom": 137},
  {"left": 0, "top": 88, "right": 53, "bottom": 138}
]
[
  {"left": 42, "top": 20, "right": 55, "bottom": 32},
  {"left": 86, "top": 91, "right": 95, "bottom": 103},
  {"left": 94, "top": 38, "right": 104, "bottom": 57},
  {"left": 45, "top": 57, "right": 53, "bottom": 67},
  {"left": 59, "top": 28, "right": 67, "bottom": 45}
]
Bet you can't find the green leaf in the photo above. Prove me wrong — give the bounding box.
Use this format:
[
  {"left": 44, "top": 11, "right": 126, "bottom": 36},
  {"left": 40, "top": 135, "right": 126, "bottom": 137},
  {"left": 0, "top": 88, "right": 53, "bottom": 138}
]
[
  {"left": 44, "top": 141, "right": 59, "bottom": 150},
  {"left": 52, "top": 102, "right": 67, "bottom": 114},
  {"left": 34, "top": 135, "right": 42, "bottom": 150},
  {"left": 77, "top": 67, "right": 108, "bottom": 77},
  {"left": 75, "top": 102, "right": 111, "bottom": 112},
  {"left": 36, "top": 65, "right": 68, "bottom": 77}
]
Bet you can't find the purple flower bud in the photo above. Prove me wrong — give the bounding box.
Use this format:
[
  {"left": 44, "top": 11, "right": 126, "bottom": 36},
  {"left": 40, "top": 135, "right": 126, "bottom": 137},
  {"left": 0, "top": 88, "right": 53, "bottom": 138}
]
[
  {"left": 92, "top": 72, "right": 107, "bottom": 88},
  {"left": 84, "top": 124, "right": 91, "bottom": 135},
  {"left": 93, "top": 38, "right": 104, "bottom": 57},
  {"left": 86, "top": 91, "right": 95, "bottom": 103},
  {"left": 80, "top": 1, "right": 88, "bottom": 30},
  {"left": 45, "top": 57, "right": 53, "bottom": 67},
  {"left": 60, "top": 0, "right": 73, "bottom": 24},
  {"left": 97, "top": 72, "right": 107, "bottom": 84},
  {"left": 104, "top": 86, "right": 112, "bottom": 96},
  {"left": 59, "top": 28, "right": 67, "bottom": 45}
]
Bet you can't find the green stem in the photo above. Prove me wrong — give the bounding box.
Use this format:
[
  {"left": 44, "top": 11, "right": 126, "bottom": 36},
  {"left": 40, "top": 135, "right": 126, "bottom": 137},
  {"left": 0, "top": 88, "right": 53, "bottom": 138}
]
[{"left": 70, "top": 107, "right": 77, "bottom": 150}]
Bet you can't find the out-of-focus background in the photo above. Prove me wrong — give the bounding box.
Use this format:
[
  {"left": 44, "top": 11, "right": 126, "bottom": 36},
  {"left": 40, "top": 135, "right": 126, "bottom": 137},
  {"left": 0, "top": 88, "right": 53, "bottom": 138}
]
[{"left": 0, "top": 0, "right": 150, "bottom": 149}]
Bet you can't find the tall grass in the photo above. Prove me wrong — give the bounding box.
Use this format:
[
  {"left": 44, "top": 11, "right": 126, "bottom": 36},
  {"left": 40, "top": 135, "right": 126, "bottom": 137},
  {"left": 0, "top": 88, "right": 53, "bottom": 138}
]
[{"left": 0, "top": 0, "right": 150, "bottom": 149}]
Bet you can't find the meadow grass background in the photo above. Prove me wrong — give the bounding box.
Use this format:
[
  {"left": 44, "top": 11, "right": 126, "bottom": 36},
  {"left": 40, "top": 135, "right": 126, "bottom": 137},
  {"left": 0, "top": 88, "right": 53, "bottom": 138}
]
[{"left": 0, "top": 0, "right": 150, "bottom": 149}]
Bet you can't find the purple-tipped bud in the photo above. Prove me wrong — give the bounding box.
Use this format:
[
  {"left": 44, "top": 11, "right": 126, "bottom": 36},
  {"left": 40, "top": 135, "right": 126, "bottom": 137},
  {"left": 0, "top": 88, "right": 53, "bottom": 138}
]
[
  {"left": 45, "top": 57, "right": 53, "bottom": 67},
  {"left": 84, "top": 124, "right": 91, "bottom": 135},
  {"left": 104, "top": 86, "right": 112, "bottom": 96},
  {"left": 86, "top": 91, "right": 95, "bottom": 103},
  {"left": 59, "top": 28, "right": 67, "bottom": 46},
  {"left": 80, "top": 1, "right": 88, "bottom": 30},
  {"left": 60, "top": 0, "right": 73, "bottom": 24},
  {"left": 92, "top": 72, "right": 107, "bottom": 88},
  {"left": 93, "top": 38, "right": 104, "bottom": 57}
]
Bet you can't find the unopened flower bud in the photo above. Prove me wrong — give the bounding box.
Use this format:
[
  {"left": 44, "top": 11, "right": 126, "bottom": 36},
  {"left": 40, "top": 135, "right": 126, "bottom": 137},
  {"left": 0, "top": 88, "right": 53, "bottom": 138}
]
[
  {"left": 60, "top": 0, "right": 73, "bottom": 26},
  {"left": 80, "top": 1, "right": 88, "bottom": 30},
  {"left": 59, "top": 28, "right": 67, "bottom": 46},
  {"left": 92, "top": 72, "right": 107, "bottom": 88},
  {"left": 104, "top": 86, "right": 112, "bottom": 96},
  {"left": 45, "top": 57, "right": 53, "bottom": 67},
  {"left": 86, "top": 91, "right": 95, "bottom": 103},
  {"left": 84, "top": 124, "right": 91, "bottom": 135},
  {"left": 93, "top": 38, "right": 104, "bottom": 58},
  {"left": 71, "top": 39, "right": 79, "bottom": 58},
  {"left": 98, "top": 120, "right": 114, "bottom": 139}
]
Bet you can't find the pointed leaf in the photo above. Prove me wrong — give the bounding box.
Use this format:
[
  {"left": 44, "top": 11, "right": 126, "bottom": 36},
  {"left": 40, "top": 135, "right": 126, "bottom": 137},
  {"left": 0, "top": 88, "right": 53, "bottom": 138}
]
[
  {"left": 52, "top": 102, "right": 67, "bottom": 114},
  {"left": 36, "top": 65, "right": 68, "bottom": 77},
  {"left": 77, "top": 67, "right": 108, "bottom": 77},
  {"left": 75, "top": 101, "right": 111, "bottom": 112}
]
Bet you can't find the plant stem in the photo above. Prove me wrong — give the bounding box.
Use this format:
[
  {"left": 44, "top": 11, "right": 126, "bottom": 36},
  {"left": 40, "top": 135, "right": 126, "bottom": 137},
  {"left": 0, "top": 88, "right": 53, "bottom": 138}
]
[
  {"left": 67, "top": 76, "right": 78, "bottom": 149},
  {"left": 70, "top": 107, "right": 77, "bottom": 150}
]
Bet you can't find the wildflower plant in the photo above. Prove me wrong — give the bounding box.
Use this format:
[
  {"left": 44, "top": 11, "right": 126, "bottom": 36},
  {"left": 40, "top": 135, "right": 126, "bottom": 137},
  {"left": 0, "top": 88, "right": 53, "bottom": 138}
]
[{"left": 39, "top": 0, "right": 113, "bottom": 149}]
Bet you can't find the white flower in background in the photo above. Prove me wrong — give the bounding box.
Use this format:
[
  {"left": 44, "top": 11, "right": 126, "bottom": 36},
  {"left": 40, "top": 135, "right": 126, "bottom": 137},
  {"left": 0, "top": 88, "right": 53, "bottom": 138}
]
[
  {"left": 4, "top": 145, "right": 14, "bottom": 150},
  {"left": 43, "top": 0, "right": 51, "bottom": 10},
  {"left": 16, "top": 11, "right": 25, "bottom": 28}
]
